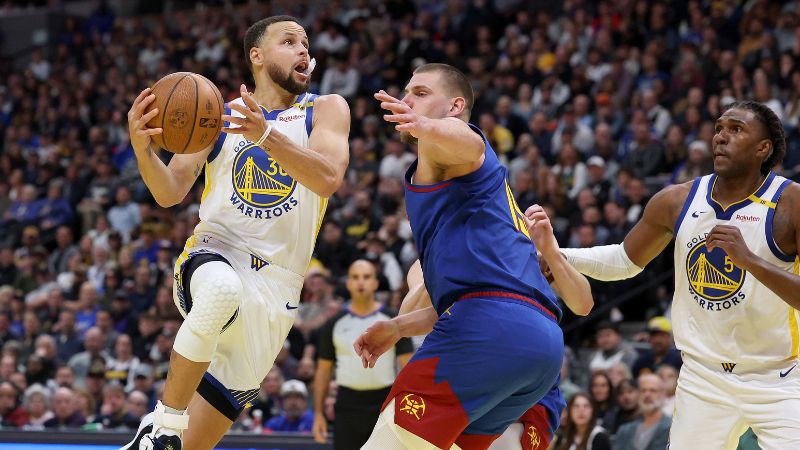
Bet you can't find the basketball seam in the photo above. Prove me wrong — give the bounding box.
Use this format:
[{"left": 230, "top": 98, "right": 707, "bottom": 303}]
[
  {"left": 161, "top": 73, "right": 191, "bottom": 152},
  {"left": 181, "top": 75, "right": 200, "bottom": 154}
]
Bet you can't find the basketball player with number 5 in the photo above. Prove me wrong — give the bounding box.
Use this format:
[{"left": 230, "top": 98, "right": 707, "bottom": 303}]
[
  {"left": 122, "top": 15, "right": 349, "bottom": 450},
  {"left": 559, "top": 101, "right": 800, "bottom": 449}
]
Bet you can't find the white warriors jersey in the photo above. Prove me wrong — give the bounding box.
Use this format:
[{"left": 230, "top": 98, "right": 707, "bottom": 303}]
[
  {"left": 194, "top": 93, "right": 327, "bottom": 275},
  {"left": 673, "top": 172, "right": 800, "bottom": 366}
]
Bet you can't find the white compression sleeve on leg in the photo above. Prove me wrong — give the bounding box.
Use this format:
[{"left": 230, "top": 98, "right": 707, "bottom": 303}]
[
  {"left": 173, "top": 260, "right": 242, "bottom": 362},
  {"left": 560, "top": 244, "right": 643, "bottom": 281}
]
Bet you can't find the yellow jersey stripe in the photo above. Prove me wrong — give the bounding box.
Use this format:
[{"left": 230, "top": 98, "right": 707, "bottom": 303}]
[
  {"left": 504, "top": 182, "right": 522, "bottom": 232},
  {"left": 791, "top": 257, "right": 800, "bottom": 358},
  {"left": 313, "top": 198, "right": 328, "bottom": 242},
  {"left": 201, "top": 161, "right": 212, "bottom": 202},
  {"left": 747, "top": 194, "right": 777, "bottom": 209}
]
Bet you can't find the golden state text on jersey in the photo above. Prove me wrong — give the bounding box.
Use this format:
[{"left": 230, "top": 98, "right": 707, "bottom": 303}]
[
  {"left": 229, "top": 141, "right": 298, "bottom": 220},
  {"left": 684, "top": 232, "right": 746, "bottom": 312}
]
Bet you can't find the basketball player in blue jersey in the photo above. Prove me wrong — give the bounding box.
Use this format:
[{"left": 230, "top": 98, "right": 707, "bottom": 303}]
[
  {"left": 559, "top": 101, "right": 800, "bottom": 449},
  {"left": 356, "top": 205, "right": 594, "bottom": 450},
  {"left": 123, "top": 16, "right": 349, "bottom": 450},
  {"left": 354, "top": 63, "right": 589, "bottom": 450}
]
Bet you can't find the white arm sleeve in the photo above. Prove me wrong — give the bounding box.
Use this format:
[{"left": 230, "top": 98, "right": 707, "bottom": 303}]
[{"left": 560, "top": 244, "right": 644, "bottom": 281}]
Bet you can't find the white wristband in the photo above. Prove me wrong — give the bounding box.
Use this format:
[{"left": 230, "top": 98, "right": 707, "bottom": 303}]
[{"left": 254, "top": 123, "right": 272, "bottom": 148}]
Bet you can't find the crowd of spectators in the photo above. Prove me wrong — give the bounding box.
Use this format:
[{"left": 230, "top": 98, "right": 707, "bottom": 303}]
[{"left": 0, "top": 0, "right": 796, "bottom": 446}]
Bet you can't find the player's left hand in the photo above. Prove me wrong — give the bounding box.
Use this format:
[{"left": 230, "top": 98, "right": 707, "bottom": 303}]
[
  {"left": 375, "top": 90, "right": 428, "bottom": 137},
  {"left": 222, "top": 84, "right": 271, "bottom": 144},
  {"left": 706, "top": 224, "right": 756, "bottom": 270},
  {"left": 353, "top": 319, "right": 401, "bottom": 369}
]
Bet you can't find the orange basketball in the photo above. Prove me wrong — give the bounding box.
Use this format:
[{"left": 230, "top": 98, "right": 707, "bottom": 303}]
[{"left": 145, "top": 72, "right": 223, "bottom": 154}]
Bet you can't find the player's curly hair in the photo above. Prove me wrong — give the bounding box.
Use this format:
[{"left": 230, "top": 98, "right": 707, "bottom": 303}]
[
  {"left": 723, "top": 101, "right": 786, "bottom": 175},
  {"left": 243, "top": 15, "right": 302, "bottom": 73}
]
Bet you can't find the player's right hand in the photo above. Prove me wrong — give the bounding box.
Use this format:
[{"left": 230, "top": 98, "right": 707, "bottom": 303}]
[
  {"left": 353, "top": 320, "right": 401, "bottom": 368},
  {"left": 525, "top": 204, "right": 560, "bottom": 258},
  {"left": 127, "top": 88, "right": 163, "bottom": 152},
  {"left": 312, "top": 411, "right": 327, "bottom": 443}
]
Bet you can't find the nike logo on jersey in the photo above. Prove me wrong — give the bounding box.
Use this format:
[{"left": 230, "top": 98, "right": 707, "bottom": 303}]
[
  {"left": 780, "top": 364, "right": 797, "bottom": 378},
  {"left": 691, "top": 211, "right": 708, "bottom": 218},
  {"left": 286, "top": 302, "right": 299, "bottom": 310}
]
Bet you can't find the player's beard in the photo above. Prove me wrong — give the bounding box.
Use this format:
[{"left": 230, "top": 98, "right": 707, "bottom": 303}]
[
  {"left": 399, "top": 131, "right": 418, "bottom": 146},
  {"left": 267, "top": 62, "right": 308, "bottom": 95}
]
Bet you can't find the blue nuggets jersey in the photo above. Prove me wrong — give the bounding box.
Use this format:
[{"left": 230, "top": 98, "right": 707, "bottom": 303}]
[{"left": 403, "top": 124, "right": 561, "bottom": 318}]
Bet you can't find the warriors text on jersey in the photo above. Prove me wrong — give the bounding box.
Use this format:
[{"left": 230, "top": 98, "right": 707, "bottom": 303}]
[
  {"left": 195, "top": 93, "right": 327, "bottom": 275},
  {"left": 673, "top": 172, "right": 799, "bottom": 365}
]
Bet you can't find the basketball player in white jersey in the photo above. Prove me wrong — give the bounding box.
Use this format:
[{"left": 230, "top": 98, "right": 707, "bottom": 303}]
[
  {"left": 558, "top": 101, "right": 800, "bottom": 449},
  {"left": 122, "top": 15, "right": 349, "bottom": 450}
]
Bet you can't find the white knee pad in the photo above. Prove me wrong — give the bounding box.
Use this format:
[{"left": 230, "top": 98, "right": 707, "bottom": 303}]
[{"left": 174, "top": 261, "right": 242, "bottom": 362}]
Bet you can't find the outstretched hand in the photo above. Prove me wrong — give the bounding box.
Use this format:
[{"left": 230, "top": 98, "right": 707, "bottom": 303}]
[
  {"left": 375, "top": 90, "right": 428, "bottom": 138},
  {"left": 222, "top": 84, "right": 270, "bottom": 144},
  {"left": 353, "top": 320, "right": 401, "bottom": 368}
]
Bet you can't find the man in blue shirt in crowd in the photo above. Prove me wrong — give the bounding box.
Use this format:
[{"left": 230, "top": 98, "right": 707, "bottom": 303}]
[{"left": 264, "top": 380, "right": 314, "bottom": 433}]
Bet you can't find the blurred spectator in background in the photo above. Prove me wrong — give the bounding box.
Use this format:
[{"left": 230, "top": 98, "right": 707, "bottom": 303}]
[
  {"left": 590, "top": 371, "right": 619, "bottom": 428},
  {"left": 607, "top": 379, "right": 639, "bottom": 434},
  {"left": 264, "top": 380, "right": 314, "bottom": 433},
  {"left": 93, "top": 381, "right": 138, "bottom": 429},
  {"left": 0, "top": 381, "right": 27, "bottom": 427},
  {"left": 22, "top": 383, "right": 53, "bottom": 429},
  {"left": 552, "top": 392, "right": 612, "bottom": 450},
  {"left": 631, "top": 317, "right": 682, "bottom": 377},
  {"left": 44, "top": 386, "right": 86, "bottom": 428},
  {"left": 612, "top": 374, "right": 671, "bottom": 450},
  {"left": 588, "top": 321, "right": 638, "bottom": 373}
]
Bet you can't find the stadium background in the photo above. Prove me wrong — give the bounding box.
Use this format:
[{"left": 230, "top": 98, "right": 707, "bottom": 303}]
[{"left": 0, "top": 0, "right": 797, "bottom": 448}]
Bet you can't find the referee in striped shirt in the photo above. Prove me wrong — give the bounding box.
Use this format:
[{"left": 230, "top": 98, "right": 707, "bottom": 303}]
[{"left": 312, "top": 260, "right": 413, "bottom": 449}]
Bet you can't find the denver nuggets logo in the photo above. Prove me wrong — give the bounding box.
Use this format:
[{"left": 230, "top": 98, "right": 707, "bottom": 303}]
[
  {"left": 685, "top": 238, "right": 747, "bottom": 311},
  {"left": 527, "top": 425, "right": 541, "bottom": 449},
  {"left": 399, "top": 393, "right": 426, "bottom": 420},
  {"left": 232, "top": 145, "right": 296, "bottom": 208}
]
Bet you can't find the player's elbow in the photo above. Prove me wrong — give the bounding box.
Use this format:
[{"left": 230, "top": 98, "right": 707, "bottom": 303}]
[
  {"left": 573, "top": 299, "right": 593, "bottom": 317},
  {"left": 460, "top": 132, "right": 485, "bottom": 164},
  {"left": 316, "top": 178, "right": 341, "bottom": 198},
  {"left": 153, "top": 192, "right": 181, "bottom": 208},
  {"left": 317, "top": 172, "right": 344, "bottom": 198}
]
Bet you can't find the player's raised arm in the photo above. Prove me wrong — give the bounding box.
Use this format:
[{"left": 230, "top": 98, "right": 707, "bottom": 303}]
[
  {"left": 560, "top": 183, "right": 691, "bottom": 281},
  {"left": 128, "top": 88, "right": 213, "bottom": 207},
  {"left": 377, "top": 87, "right": 483, "bottom": 168},
  {"left": 525, "top": 205, "right": 593, "bottom": 316}
]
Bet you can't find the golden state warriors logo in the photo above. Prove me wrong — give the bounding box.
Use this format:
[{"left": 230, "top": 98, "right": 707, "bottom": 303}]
[
  {"left": 685, "top": 236, "right": 746, "bottom": 311},
  {"left": 230, "top": 144, "right": 298, "bottom": 220},
  {"left": 527, "top": 425, "right": 541, "bottom": 449},
  {"left": 399, "top": 393, "right": 426, "bottom": 420}
]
